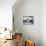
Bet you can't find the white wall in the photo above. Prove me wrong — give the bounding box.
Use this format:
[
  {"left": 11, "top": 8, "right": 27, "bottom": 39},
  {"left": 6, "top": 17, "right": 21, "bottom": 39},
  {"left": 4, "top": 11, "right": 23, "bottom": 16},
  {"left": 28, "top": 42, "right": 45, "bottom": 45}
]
[
  {"left": 13, "top": 0, "right": 41, "bottom": 46},
  {"left": 13, "top": 0, "right": 46, "bottom": 46},
  {"left": 41, "top": 0, "right": 46, "bottom": 46},
  {"left": 0, "top": 0, "right": 16, "bottom": 30}
]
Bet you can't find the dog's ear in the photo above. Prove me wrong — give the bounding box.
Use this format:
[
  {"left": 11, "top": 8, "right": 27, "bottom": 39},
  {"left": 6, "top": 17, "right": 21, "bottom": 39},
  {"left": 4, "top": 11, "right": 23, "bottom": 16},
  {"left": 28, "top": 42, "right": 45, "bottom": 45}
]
[{"left": 34, "top": 43, "right": 35, "bottom": 46}]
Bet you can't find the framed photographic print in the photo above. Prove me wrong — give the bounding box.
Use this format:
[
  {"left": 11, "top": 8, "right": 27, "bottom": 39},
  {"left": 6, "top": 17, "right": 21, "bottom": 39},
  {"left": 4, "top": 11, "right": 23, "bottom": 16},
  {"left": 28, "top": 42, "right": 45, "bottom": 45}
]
[{"left": 23, "top": 16, "right": 34, "bottom": 25}]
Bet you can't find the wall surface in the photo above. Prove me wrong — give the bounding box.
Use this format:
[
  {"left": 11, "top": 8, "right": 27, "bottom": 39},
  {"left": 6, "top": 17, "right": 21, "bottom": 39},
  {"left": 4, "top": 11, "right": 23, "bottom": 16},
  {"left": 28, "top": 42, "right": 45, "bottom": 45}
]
[
  {"left": 13, "top": 0, "right": 46, "bottom": 46},
  {"left": 13, "top": 0, "right": 41, "bottom": 46},
  {"left": 41, "top": 0, "right": 46, "bottom": 46}
]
